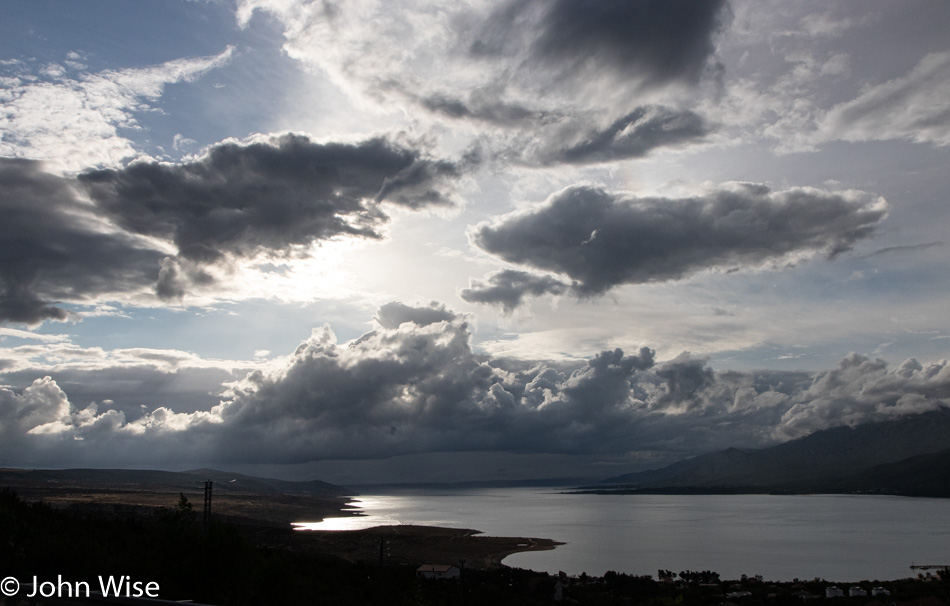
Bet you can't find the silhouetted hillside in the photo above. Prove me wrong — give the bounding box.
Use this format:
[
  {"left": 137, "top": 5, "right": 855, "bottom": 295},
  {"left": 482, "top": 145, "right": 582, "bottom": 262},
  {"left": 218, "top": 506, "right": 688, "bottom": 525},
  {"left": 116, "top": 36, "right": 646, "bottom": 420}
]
[
  {"left": 600, "top": 409, "right": 950, "bottom": 495},
  {"left": 185, "top": 468, "right": 347, "bottom": 496},
  {"left": 0, "top": 467, "right": 352, "bottom": 525},
  {"left": 818, "top": 447, "right": 950, "bottom": 497},
  {"left": 0, "top": 467, "right": 347, "bottom": 497}
]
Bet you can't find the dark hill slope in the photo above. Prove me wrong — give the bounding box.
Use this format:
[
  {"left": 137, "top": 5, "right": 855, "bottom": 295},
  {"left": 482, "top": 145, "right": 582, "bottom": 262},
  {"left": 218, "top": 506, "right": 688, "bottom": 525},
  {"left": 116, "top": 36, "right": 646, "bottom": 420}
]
[
  {"left": 0, "top": 467, "right": 347, "bottom": 496},
  {"left": 0, "top": 467, "right": 352, "bottom": 525},
  {"left": 603, "top": 408, "right": 950, "bottom": 488},
  {"left": 822, "top": 447, "right": 950, "bottom": 497}
]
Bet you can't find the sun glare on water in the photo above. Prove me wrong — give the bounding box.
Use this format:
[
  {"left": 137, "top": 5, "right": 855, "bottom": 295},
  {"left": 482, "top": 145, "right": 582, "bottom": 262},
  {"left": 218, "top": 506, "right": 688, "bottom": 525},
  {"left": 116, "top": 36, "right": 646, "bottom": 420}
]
[{"left": 292, "top": 498, "right": 400, "bottom": 531}]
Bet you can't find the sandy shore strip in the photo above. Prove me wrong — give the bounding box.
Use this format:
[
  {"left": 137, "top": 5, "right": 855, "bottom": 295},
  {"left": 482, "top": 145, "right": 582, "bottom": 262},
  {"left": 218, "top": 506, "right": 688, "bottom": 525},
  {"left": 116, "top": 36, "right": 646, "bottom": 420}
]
[{"left": 280, "top": 524, "right": 563, "bottom": 570}]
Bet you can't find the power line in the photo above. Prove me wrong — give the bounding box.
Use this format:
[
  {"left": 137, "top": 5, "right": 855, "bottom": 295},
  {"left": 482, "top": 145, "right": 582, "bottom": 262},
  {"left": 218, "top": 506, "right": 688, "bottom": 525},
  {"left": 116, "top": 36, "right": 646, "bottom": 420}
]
[{"left": 202, "top": 480, "right": 213, "bottom": 533}]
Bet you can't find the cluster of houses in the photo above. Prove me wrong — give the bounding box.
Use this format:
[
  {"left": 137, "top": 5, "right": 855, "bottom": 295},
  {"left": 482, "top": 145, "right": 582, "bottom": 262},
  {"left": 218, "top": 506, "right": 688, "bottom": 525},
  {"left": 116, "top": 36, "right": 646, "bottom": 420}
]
[
  {"left": 415, "top": 563, "right": 948, "bottom": 606},
  {"left": 825, "top": 585, "right": 891, "bottom": 598}
]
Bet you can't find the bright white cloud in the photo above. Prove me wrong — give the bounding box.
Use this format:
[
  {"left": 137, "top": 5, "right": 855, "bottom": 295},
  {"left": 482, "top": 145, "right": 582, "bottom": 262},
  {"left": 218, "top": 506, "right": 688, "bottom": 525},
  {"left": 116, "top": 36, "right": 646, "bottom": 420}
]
[
  {"left": 0, "top": 340, "right": 255, "bottom": 375},
  {"left": 0, "top": 328, "right": 71, "bottom": 344},
  {"left": 778, "top": 354, "right": 950, "bottom": 439},
  {"left": 0, "top": 376, "right": 71, "bottom": 434},
  {"left": 0, "top": 46, "right": 234, "bottom": 172}
]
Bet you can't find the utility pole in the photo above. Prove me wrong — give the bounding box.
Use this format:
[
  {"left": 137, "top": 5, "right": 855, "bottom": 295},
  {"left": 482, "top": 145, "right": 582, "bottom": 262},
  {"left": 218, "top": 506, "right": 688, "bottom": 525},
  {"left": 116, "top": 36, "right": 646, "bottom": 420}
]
[{"left": 202, "top": 480, "right": 213, "bottom": 533}]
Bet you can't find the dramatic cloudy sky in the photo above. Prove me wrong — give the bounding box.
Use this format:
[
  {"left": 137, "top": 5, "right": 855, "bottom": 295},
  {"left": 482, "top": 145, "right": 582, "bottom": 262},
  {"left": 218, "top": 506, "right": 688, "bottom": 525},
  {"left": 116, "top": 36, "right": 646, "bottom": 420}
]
[{"left": 2, "top": 0, "right": 949, "bottom": 483}]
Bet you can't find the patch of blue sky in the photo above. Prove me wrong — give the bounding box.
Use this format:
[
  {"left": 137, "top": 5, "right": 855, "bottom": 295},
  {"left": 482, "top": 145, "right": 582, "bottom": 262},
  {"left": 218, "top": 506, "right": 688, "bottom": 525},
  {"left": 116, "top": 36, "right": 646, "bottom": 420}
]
[
  {"left": 48, "top": 298, "right": 374, "bottom": 362},
  {"left": 0, "top": 1, "right": 237, "bottom": 70}
]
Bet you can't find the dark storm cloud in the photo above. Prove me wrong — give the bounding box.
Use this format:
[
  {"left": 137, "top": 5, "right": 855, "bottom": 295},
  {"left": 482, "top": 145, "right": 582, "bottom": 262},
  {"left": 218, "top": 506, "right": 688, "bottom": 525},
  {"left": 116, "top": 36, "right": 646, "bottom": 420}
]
[
  {"left": 649, "top": 353, "right": 717, "bottom": 411},
  {"left": 0, "top": 303, "right": 788, "bottom": 465},
  {"left": 419, "top": 92, "right": 544, "bottom": 127},
  {"left": 423, "top": 0, "right": 720, "bottom": 168},
  {"left": 0, "top": 158, "right": 163, "bottom": 324},
  {"left": 416, "top": 92, "right": 708, "bottom": 165},
  {"left": 459, "top": 269, "right": 568, "bottom": 313},
  {"left": 472, "top": 184, "right": 888, "bottom": 296},
  {"left": 2, "top": 134, "right": 471, "bottom": 320},
  {"left": 154, "top": 257, "right": 215, "bottom": 302},
  {"left": 546, "top": 107, "right": 708, "bottom": 165},
  {"left": 374, "top": 153, "right": 472, "bottom": 210},
  {"left": 213, "top": 319, "right": 662, "bottom": 461},
  {"left": 0, "top": 304, "right": 675, "bottom": 463},
  {"left": 472, "top": 0, "right": 729, "bottom": 88},
  {"left": 373, "top": 301, "right": 458, "bottom": 329},
  {"left": 860, "top": 241, "right": 944, "bottom": 259},
  {"left": 559, "top": 347, "right": 656, "bottom": 414},
  {"left": 2, "top": 303, "right": 948, "bottom": 467},
  {"left": 79, "top": 134, "right": 466, "bottom": 263}
]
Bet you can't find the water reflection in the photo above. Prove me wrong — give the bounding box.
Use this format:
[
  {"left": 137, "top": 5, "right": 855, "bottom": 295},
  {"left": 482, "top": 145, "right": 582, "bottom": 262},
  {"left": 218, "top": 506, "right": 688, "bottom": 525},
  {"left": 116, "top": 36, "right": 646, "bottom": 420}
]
[
  {"left": 293, "top": 497, "right": 401, "bottom": 531},
  {"left": 288, "top": 489, "right": 950, "bottom": 581}
]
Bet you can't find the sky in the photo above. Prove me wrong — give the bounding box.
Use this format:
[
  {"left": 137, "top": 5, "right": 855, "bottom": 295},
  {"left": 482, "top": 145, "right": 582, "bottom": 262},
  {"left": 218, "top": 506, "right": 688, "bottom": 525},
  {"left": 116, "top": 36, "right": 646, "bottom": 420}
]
[{"left": 1, "top": 0, "right": 949, "bottom": 484}]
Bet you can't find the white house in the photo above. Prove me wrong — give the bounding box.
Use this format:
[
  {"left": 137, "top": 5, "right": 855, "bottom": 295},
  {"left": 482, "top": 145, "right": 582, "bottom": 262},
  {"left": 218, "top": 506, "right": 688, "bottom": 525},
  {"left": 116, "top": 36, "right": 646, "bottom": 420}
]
[
  {"left": 826, "top": 586, "right": 845, "bottom": 598},
  {"left": 848, "top": 587, "right": 867, "bottom": 597}
]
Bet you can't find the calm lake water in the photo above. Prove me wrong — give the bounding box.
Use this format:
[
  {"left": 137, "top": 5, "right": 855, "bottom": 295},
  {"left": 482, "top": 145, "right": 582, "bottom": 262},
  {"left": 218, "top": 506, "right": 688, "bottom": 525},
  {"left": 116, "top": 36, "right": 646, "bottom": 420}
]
[{"left": 295, "top": 488, "right": 950, "bottom": 582}]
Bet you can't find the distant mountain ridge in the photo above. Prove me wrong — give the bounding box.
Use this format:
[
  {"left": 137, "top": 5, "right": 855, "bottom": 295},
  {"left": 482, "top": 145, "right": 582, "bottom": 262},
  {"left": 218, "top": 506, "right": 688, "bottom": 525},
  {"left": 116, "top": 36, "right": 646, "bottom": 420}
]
[
  {"left": 349, "top": 477, "right": 590, "bottom": 491},
  {"left": 0, "top": 467, "right": 348, "bottom": 497},
  {"left": 599, "top": 408, "right": 950, "bottom": 497}
]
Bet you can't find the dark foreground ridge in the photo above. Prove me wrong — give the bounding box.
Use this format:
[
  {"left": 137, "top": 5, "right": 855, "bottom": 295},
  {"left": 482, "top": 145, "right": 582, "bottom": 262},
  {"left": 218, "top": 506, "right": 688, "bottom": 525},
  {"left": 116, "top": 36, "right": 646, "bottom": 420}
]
[
  {"left": 0, "top": 467, "right": 351, "bottom": 526},
  {"left": 2, "top": 489, "right": 948, "bottom": 605},
  {"left": 0, "top": 467, "right": 560, "bottom": 567}
]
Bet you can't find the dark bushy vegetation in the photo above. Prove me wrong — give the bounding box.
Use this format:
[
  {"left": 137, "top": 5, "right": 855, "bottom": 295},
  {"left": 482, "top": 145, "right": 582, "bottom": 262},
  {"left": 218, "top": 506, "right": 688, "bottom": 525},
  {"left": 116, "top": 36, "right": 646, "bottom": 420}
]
[
  {"left": 2, "top": 488, "right": 949, "bottom": 605},
  {"left": 0, "top": 489, "right": 558, "bottom": 605}
]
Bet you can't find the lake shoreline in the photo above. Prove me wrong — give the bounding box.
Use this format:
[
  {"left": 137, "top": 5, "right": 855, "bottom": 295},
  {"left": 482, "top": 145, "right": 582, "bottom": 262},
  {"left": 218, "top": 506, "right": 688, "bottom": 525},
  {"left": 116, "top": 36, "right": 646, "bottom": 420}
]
[
  {"left": 285, "top": 524, "right": 563, "bottom": 570},
  {"left": 569, "top": 485, "right": 950, "bottom": 498},
  {"left": 342, "top": 488, "right": 950, "bottom": 583}
]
